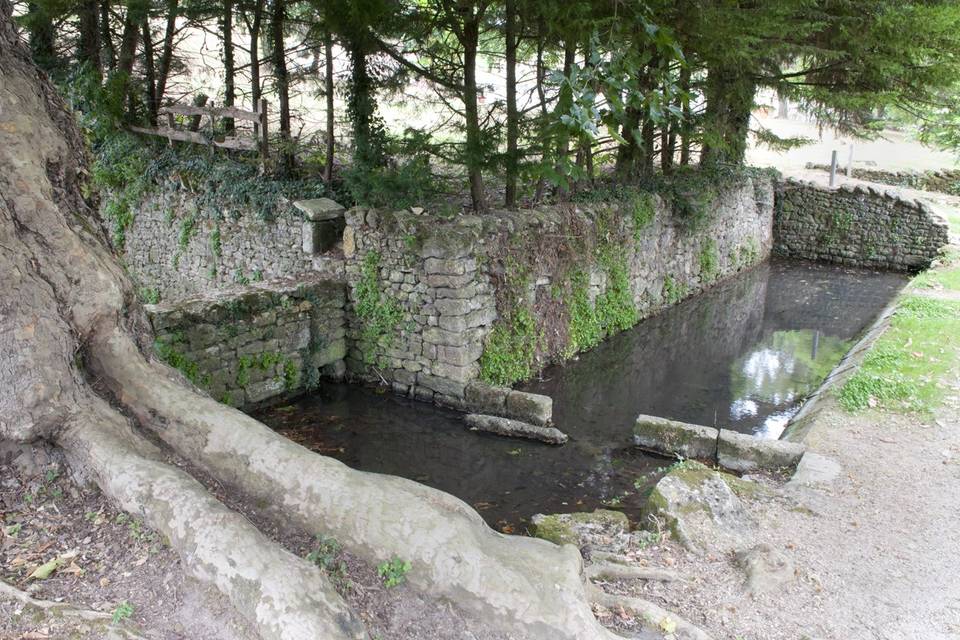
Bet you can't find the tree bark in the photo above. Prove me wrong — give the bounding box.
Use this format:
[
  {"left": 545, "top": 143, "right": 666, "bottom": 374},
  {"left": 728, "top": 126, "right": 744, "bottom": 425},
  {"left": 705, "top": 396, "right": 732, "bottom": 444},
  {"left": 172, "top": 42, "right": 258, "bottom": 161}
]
[
  {"left": 271, "top": 0, "right": 293, "bottom": 174},
  {"left": 141, "top": 18, "right": 158, "bottom": 125},
  {"left": 701, "top": 64, "right": 755, "bottom": 167},
  {"left": 248, "top": 0, "right": 265, "bottom": 109},
  {"left": 77, "top": 0, "right": 101, "bottom": 76},
  {"left": 154, "top": 0, "right": 179, "bottom": 111},
  {"left": 679, "top": 65, "right": 692, "bottom": 166},
  {"left": 461, "top": 14, "right": 485, "bottom": 212},
  {"left": 324, "top": 31, "right": 335, "bottom": 184},
  {"left": 504, "top": 0, "right": 518, "bottom": 208},
  {"left": 222, "top": 0, "right": 236, "bottom": 133},
  {"left": 25, "top": 2, "right": 55, "bottom": 71},
  {"left": 100, "top": 0, "right": 116, "bottom": 70}
]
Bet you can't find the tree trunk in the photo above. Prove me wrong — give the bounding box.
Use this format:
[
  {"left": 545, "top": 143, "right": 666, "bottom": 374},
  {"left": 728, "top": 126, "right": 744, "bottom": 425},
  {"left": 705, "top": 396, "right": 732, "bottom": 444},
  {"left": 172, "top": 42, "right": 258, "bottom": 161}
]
[
  {"left": 154, "top": 0, "right": 178, "bottom": 110},
  {"left": 700, "top": 64, "right": 755, "bottom": 167},
  {"left": 462, "top": 16, "right": 485, "bottom": 212},
  {"left": 141, "top": 18, "right": 157, "bottom": 126},
  {"left": 271, "top": 0, "right": 293, "bottom": 174},
  {"left": 222, "top": 0, "right": 236, "bottom": 133},
  {"left": 553, "top": 37, "right": 576, "bottom": 197},
  {"left": 533, "top": 19, "right": 549, "bottom": 203},
  {"left": 249, "top": 0, "right": 265, "bottom": 109},
  {"left": 324, "top": 31, "right": 335, "bottom": 184},
  {"left": 504, "top": 0, "right": 518, "bottom": 208},
  {"left": 0, "top": 4, "right": 704, "bottom": 639},
  {"left": 77, "top": 0, "right": 101, "bottom": 76},
  {"left": 679, "top": 65, "right": 692, "bottom": 166},
  {"left": 25, "top": 2, "right": 55, "bottom": 71},
  {"left": 100, "top": 0, "right": 116, "bottom": 70}
]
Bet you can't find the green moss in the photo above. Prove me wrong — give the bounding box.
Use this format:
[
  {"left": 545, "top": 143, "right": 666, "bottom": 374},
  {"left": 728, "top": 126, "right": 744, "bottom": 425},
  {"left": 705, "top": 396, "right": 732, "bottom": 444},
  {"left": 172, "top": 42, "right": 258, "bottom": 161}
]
[
  {"left": 839, "top": 295, "right": 960, "bottom": 414},
  {"left": 178, "top": 214, "right": 197, "bottom": 252},
  {"left": 354, "top": 251, "right": 404, "bottom": 366},
  {"left": 565, "top": 270, "right": 603, "bottom": 356},
  {"left": 698, "top": 239, "right": 720, "bottom": 282},
  {"left": 595, "top": 249, "right": 638, "bottom": 334},
  {"left": 479, "top": 306, "right": 539, "bottom": 386},
  {"left": 531, "top": 510, "right": 629, "bottom": 546}
]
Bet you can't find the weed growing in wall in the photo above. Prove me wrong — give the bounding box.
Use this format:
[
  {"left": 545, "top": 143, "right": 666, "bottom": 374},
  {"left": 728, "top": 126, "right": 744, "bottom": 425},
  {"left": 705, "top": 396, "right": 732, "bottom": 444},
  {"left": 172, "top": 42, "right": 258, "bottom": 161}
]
[
  {"left": 631, "top": 192, "right": 656, "bottom": 240},
  {"left": 595, "top": 249, "right": 638, "bottom": 333},
  {"left": 565, "top": 270, "right": 603, "bottom": 356},
  {"left": 139, "top": 287, "right": 161, "bottom": 305},
  {"left": 354, "top": 251, "right": 403, "bottom": 366},
  {"left": 662, "top": 275, "right": 688, "bottom": 305},
  {"left": 698, "top": 239, "right": 720, "bottom": 282},
  {"left": 154, "top": 334, "right": 210, "bottom": 388},
  {"left": 479, "top": 306, "right": 539, "bottom": 386}
]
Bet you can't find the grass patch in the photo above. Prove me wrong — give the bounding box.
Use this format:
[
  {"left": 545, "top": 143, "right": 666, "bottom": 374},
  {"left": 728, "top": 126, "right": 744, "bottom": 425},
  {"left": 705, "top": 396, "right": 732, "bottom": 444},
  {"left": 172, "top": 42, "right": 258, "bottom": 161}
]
[
  {"left": 912, "top": 249, "right": 960, "bottom": 292},
  {"left": 839, "top": 295, "right": 960, "bottom": 414}
]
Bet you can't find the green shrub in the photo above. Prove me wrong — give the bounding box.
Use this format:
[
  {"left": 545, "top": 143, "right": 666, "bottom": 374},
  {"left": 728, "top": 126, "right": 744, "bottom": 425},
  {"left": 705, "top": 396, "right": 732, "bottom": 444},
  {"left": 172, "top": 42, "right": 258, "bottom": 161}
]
[
  {"left": 354, "top": 252, "right": 403, "bottom": 366},
  {"left": 479, "top": 307, "right": 539, "bottom": 386}
]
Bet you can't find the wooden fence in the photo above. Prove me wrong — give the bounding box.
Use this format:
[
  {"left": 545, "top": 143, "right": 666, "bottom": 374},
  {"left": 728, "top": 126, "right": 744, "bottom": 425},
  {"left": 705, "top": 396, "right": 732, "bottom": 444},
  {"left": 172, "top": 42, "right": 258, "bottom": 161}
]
[{"left": 129, "top": 99, "right": 269, "bottom": 156}]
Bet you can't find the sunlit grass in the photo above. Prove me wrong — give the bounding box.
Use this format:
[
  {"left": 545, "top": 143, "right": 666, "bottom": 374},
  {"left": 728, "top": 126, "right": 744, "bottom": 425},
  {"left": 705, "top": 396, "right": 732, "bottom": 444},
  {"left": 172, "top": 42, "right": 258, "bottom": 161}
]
[
  {"left": 839, "top": 295, "right": 960, "bottom": 414},
  {"left": 912, "top": 248, "right": 960, "bottom": 292}
]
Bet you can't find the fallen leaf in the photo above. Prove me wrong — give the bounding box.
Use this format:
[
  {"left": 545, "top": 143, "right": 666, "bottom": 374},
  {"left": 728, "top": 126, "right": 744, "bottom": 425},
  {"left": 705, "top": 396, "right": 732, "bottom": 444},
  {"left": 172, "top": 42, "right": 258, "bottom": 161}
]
[
  {"left": 659, "top": 616, "right": 677, "bottom": 633},
  {"left": 29, "top": 556, "right": 64, "bottom": 580}
]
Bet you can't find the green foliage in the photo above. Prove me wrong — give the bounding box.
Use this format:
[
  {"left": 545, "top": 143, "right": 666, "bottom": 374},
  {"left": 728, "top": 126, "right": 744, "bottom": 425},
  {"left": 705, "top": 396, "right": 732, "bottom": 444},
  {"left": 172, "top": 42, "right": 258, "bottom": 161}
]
[
  {"left": 354, "top": 252, "right": 403, "bottom": 366},
  {"left": 178, "top": 214, "right": 197, "bottom": 252},
  {"left": 839, "top": 296, "right": 960, "bottom": 413},
  {"left": 306, "top": 534, "right": 349, "bottom": 588},
  {"left": 111, "top": 601, "right": 135, "bottom": 624},
  {"left": 154, "top": 335, "right": 210, "bottom": 388},
  {"left": 479, "top": 307, "right": 539, "bottom": 386},
  {"left": 210, "top": 225, "right": 222, "bottom": 258},
  {"left": 698, "top": 239, "right": 720, "bottom": 282},
  {"left": 236, "top": 352, "right": 297, "bottom": 390},
  {"left": 565, "top": 270, "right": 603, "bottom": 356},
  {"left": 138, "top": 287, "right": 161, "bottom": 305},
  {"left": 737, "top": 240, "right": 760, "bottom": 267},
  {"left": 662, "top": 275, "right": 688, "bottom": 305},
  {"left": 595, "top": 250, "right": 638, "bottom": 333},
  {"left": 631, "top": 192, "right": 656, "bottom": 240},
  {"left": 377, "top": 557, "right": 412, "bottom": 588}
]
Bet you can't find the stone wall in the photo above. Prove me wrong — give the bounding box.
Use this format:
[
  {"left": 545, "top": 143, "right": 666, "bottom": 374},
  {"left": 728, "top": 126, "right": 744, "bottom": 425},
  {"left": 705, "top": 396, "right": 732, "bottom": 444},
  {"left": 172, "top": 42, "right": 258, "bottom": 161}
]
[
  {"left": 341, "top": 173, "right": 776, "bottom": 407},
  {"left": 147, "top": 277, "right": 346, "bottom": 408},
  {"left": 774, "top": 180, "right": 950, "bottom": 271},
  {"left": 123, "top": 181, "right": 329, "bottom": 300},
  {"left": 805, "top": 163, "right": 960, "bottom": 196}
]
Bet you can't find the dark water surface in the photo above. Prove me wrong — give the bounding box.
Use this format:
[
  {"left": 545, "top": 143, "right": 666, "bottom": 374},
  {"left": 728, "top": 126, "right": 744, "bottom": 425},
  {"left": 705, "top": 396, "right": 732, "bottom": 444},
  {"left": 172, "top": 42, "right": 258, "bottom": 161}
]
[{"left": 254, "top": 259, "right": 905, "bottom": 529}]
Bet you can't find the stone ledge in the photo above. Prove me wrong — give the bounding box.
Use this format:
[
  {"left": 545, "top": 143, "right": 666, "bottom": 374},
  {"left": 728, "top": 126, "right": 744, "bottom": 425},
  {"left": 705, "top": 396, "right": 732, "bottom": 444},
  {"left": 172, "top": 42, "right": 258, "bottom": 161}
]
[
  {"left": 633, "top": 415, "right": 718, "bottom": 461},
  {"left": 465, "top": 414, "right": 568, "bottom": 445},
  {"left": 632, "top": 413, "right": 805, "bottom": 473},
  {"left": 464, "top": 382, "right": 553, "bottom": 426}
]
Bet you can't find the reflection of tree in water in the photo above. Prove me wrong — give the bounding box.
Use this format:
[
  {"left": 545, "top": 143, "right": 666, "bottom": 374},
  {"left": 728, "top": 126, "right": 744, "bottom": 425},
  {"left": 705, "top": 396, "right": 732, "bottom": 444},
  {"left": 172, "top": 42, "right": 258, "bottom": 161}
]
[{"left": 729, "top": 330, "right": 850, "bottom": 436}]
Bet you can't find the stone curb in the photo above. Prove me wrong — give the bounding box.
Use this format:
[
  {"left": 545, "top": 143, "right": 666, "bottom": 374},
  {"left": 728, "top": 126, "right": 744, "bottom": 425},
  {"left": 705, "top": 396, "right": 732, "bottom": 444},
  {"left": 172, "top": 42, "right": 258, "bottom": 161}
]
[{"left": 465, "top": 414, "right": 568, "bottom": 445}]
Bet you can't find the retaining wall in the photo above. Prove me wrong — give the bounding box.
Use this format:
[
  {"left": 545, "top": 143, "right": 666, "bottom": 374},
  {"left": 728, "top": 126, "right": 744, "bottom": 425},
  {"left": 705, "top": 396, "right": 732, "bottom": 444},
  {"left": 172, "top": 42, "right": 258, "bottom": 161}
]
[
  {"left": 774, "top": 180, "right": 949, "bottom": 271},
  {"left": 147, "top": 277, "right": 346, "bottom": 408},
  {"left": 342, "top": 173, "right": 776, "bottom": 406}
]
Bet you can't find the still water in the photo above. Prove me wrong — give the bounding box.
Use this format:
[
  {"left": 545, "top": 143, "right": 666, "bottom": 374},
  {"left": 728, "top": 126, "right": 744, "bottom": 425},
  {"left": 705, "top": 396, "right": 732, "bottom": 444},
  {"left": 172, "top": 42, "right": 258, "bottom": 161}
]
[{"left": 254, "top": 259, "right": 905, "bottom": 529}]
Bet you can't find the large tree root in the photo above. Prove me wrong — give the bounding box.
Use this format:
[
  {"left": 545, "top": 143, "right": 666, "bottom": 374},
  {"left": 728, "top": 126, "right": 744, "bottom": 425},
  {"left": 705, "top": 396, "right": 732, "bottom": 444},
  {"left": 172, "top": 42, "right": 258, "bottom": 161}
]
[
  {"left": 584, "top": 582, "right": 713, "bottom": 640},
  {"left": 90, "top": 328, "right": 617, "bottom": 639},
  {"left": 58, "top": 396, "right": 368, "bottom": 640}
]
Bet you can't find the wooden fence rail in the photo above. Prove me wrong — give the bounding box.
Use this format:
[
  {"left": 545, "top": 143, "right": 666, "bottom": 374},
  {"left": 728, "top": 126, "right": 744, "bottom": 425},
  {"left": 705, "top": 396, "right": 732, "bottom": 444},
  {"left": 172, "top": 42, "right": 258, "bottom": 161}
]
[{"left": 129, "top": 99, "right": 269, "bottom": 156}]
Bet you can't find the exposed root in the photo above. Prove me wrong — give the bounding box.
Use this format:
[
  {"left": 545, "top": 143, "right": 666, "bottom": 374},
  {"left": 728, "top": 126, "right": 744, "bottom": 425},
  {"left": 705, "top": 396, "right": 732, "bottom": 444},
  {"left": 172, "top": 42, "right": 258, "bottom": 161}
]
[
  {"left": 584, "top": 582, "right": 713, "bottom": 640},
  {"left": 89, "top": 328, "right": 620, "bottom": 640},
  {"left": 57, "top": 395, "right": 368, "bottom": 640},
  {"left": 585, "top": 561, "right": 680, "bottom": 583}
]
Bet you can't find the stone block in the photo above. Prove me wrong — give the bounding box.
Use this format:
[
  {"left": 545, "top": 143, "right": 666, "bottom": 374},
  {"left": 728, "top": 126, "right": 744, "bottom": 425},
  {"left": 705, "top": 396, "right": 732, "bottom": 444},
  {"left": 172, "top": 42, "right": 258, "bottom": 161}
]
[
  {"left": 718, "top": 429, "right": 805, "bottom": 473},
  {"left": 417, "top": 374, "right": 466, "bottom": 398},
  {"left": 505, "top": 391, "right": 553, "bottom": 426},
  {"left": 245, "top": 377, "right": 285, "bottom": 404},
  {"left": 465, "top": 414, "right": 568, "bottom": 445},
  {"left": 436, "top": 341, "right": 484, "bottom": 367},
  {"left": 633, "top": 415, "right": 719, "bottom": 461},
  {"left": 464, "top": 382, "right": 510, "bottom": 414},
  {"left": 430, "top": 361, "right": 478, "bottom": 383}
]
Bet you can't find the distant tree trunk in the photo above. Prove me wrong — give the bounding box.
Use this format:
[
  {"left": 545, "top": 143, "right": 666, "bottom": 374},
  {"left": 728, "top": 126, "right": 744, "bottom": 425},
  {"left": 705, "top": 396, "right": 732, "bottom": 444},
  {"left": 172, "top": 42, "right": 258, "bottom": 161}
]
[
  {"left": 100, "top": 0, "right": 116, "bottom": 70},
  {"left": 533, "top": 19, "right": 549, "bottom": 203},
  {"left": 615, "top": 106, "right": 641, "bottom": 179},
  {"left": 77, "top": 0, "right": 101, "bottom": 76},
  {"left": 141, "top": 19, "right": 157, "bottom": 125},
  {"left": 504, "top": 0, "right": 518, "bottom": 208},
  {"left": 154, "top": 0, "right": 179, "bottom": 111},
  {"left": 324, "top": 31, "right": 335, "bottom": 183},
  {"left": 116, "top": 3, "right": 141, "bottom": 78},
  {"left": 679, "top": 65, "right": 692, "bottom": 166},
  {"left": 222, "top": 0, "right": 236, "bottom": 133},
  {"left": 553, "top": 36, "right": 576, "bottom": 197},
  {"left": 248, "top": 0, "right": 265, "bottom": 109},
  {"left": 701, "top": 64, "right": 755, "bottom": 167},
  {"left": 271, "top": 0, "right": 293, "bottom": 174},
  {"left": 26, "top": 3, "right": 55, "bottom": 71},
  {"left": 462, "top": 16, "right": 485, "bottom": 211}
]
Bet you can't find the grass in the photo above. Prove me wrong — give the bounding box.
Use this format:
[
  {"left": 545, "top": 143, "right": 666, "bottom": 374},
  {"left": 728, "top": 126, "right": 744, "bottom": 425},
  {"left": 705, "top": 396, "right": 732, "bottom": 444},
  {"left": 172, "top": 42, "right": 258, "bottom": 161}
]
[
  {"left": 912, "top": 248, "right": 960, "bottom": 292},
  {"left": 839, "top": 294, "right": 960, "bottom": 414}
]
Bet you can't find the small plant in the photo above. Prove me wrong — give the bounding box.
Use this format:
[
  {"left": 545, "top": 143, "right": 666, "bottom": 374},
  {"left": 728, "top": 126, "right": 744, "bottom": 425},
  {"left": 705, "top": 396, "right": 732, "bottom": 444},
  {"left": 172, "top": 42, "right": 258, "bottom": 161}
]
[
  {"left": 210, "top": 225, "right": 222, "bottom": 258},
  {"left": 111, "top": 601, "right": 135, "bottom": 624},
  {"left": 354, "top": 252, "right": 404, "bottom": 366},
  {"left": 479, "top": 306, "right": 539, "bottom": 385},
  {"left": 5, "top": 523, "right": 22, "bottom": 537},
  {"left": 662, "top": 275, "right": 687, "bottom": 305},
  {"left": 630, "top": 191, "right": 656, "bottom": 240},
  {"left": 698, "top": 239, "right": 720, "bottom": 282},
  {"left": 233, "top": 269, "right": 250, "bottom": 285},
  {"left": 251, "top": 268, "right": 264, "bottom": 282},
  {"left": 139, "top": 287, "right": 161, "bottom": 304},
  {"left": 377, "top": 557, "right": 412, "bottom": 588}
]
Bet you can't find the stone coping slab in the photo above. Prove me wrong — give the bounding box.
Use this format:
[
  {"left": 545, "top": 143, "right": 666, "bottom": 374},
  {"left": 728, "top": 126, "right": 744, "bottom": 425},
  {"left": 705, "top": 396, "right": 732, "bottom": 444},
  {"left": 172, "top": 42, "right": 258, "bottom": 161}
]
[{"left": 465, "top": 414, "right": 568, "bottom": 445}]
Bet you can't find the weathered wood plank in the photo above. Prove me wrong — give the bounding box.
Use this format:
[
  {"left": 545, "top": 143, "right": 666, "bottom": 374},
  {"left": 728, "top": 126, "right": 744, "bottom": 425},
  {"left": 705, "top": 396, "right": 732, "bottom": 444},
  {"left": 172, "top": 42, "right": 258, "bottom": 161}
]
[{"left": 159, "top": 104, "right": 260, "bottom": 121}]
